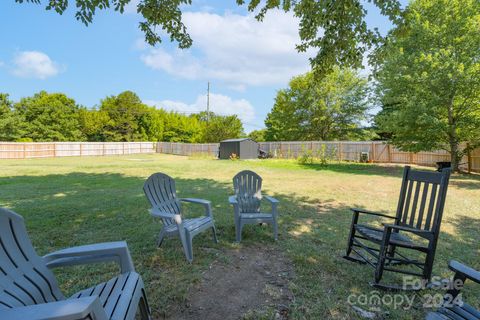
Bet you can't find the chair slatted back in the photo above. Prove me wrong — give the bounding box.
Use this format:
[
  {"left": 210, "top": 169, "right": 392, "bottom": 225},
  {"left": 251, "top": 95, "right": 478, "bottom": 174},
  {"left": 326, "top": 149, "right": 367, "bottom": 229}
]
[
  {"left": 143, "top": 173, "right": 181, "bottom": 226},
  {"left": 233, "top": 170, "right": 263, "bottom": 213},
  {"left": 395, "top": 166, "right": 451, "bottom": 234},
  {"left": 0, "top": 208, "right": 64, "bottom": 310}
]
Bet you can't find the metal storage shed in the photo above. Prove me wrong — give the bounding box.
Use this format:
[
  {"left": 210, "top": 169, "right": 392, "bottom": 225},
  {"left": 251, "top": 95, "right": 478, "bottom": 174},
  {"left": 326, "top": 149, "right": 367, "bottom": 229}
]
[{"left": 219, "top": 138, "right": 259, "bottom": 159}]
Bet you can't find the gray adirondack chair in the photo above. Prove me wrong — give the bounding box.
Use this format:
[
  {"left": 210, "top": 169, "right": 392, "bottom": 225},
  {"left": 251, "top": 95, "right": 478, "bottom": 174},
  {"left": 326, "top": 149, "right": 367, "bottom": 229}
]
[
  {"left": 229, "top": 170, "right": 279, "bottom": 242},
  {"left": 143, "top": 173, "right": 218, "bottom": 263},
  {"left": 0, "top": 207, "right": 151, "bottom": 320}
]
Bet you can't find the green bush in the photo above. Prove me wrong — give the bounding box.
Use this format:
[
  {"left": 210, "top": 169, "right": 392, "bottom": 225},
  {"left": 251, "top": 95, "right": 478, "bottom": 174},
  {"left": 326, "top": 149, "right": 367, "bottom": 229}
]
[{"left": 298, "top": 144, "right": 337, "bottom": 166}]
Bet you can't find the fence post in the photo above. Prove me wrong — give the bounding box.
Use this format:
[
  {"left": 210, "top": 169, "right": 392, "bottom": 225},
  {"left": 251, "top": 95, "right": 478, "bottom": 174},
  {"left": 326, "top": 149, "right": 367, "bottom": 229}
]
[
  {"left": 338, "top": 142, "right": 342, "bottom": 161},
  {"left": 53, "top": 143, "right": 56, "bottom": 158},
  {"left": 371, "top": 142, "right": 376, "bottom": 162},
  {"left": 23, "top": 143, "right": 26, "bottom": 159},
  {"left": 467, "top": 144, "right": 472, "bottom": 173},
  {"left": 103, "top": 143, "right": 106, "bottom": 156},
  {"left": 80, "top": 143, "right": 83, "bottom": 156},
  {"left": 387, "top": 144, "right": 392, "bottom": 163}
]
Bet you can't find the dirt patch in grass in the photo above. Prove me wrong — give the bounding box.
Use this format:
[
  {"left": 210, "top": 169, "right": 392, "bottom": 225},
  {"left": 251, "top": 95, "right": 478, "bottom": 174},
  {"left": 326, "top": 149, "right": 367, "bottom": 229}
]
[{"left": 166, "top": 245, "right": 294, "bottom": 320}]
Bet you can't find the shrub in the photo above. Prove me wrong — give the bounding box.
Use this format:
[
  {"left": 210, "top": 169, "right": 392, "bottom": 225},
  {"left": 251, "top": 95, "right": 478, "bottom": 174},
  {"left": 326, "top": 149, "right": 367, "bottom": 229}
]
[
  {"left": 297, "top": 149, "right": 315, "bottom": 165},
  {"left": 298, "top": 144, "right": 337, "bottom": 166},
  {"left": 316, "top": 144, "right": 331, "bottom": 166}
]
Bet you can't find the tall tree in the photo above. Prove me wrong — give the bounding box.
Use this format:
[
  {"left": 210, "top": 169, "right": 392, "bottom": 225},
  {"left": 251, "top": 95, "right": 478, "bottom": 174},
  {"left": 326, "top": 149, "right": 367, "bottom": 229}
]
[
  {"left": 160, "top": 111, "right": 203, "bottom": 142},
  {"left": 198, "top": 112, "right": 244, "bottom": 143},
  {"left": 248, "top": 129, "right": 267, "bottom": 142},
  {"left": 78, "top": 107, "right": 110, "bottom": 141},
  {"left": 0, "top": 94, "right": 25, "bottom": 141},
  {"left": 265, "top": 67, "right": 370, "bottom": 141},
  {"left": 99, "top": 91, "right": 163, "bottom": 141},
  {"left": 374, "top": 0, "right": 480, "bottom": 171},
  {"left": 16, "top": 0, "right": 403, "bottom": 75},
  {"left": 14, "top": 91, "right": 83, "bottom": 141}
]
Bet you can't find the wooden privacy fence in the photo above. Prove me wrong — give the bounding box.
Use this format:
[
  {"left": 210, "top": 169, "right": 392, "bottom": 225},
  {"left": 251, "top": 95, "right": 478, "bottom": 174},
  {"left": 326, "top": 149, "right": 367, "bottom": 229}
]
[
  {"left": 0, "top": 142, "right": 155, "bottom": 159},
  {"left": 157, "top": 141, "right": 480, "bottom": 172},
  {"left": 156, "top": 142, "right": 219, "bottom": 157},
  {"left": 2, "top": 141, "right": 480, "bottom": 172},
  {"left": 257, "top": 141, "right": 452, "bottom": 164}
]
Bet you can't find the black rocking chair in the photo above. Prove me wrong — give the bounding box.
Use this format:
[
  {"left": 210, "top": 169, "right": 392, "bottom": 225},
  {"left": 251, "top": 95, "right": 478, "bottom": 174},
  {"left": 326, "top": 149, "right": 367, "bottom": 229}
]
[{"left": 344, "top": 166, "right": 451, "bottom": 289}]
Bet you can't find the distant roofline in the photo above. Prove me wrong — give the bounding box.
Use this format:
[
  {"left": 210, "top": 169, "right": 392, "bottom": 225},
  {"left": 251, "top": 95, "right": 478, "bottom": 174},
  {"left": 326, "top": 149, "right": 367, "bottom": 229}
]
[{"left": 220, "top": 138, "right": 254, "bottom": 142}]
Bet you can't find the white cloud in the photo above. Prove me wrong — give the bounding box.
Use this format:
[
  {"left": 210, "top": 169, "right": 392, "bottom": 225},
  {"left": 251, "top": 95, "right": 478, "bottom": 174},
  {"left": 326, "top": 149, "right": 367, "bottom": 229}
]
[
  {"left": 145, "top": 93, "right": 255, "bottom": 123},
  {"left": 132, "top": 37, "right": 148, "bottom": 51},
  {"left": 12, "top": 51, "right": 62, "bottom": 79},
  {"left": 140, "top": 9, "right": 314, "bottom": 88}
]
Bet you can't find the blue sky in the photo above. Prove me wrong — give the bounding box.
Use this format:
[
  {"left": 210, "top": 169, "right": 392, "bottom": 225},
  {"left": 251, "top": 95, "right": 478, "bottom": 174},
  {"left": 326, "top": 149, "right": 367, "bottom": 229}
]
[{"left": 0, "top": 0, "right": 400, "bottom": 132}]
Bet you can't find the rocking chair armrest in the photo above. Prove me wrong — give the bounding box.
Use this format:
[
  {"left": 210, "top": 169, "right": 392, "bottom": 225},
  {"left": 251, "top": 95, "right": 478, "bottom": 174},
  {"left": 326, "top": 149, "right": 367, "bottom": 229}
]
[
  {"left": 43, "top": 241, "right": 135, "bottom": 273},
  {"left": 383, "top": 224, "right": 434, "bottom": 238},
  {"left": 351, "top": 208, "right": 397, "bottom": 219},
  {"left": 180, "top": 198, "right": 213, "bottom": 217},
  {"left": 0, "top": 296, "right": 108, "bottom": 320},
  {"left": 449, "top": 260, "right": 480, "bottom": 284}
]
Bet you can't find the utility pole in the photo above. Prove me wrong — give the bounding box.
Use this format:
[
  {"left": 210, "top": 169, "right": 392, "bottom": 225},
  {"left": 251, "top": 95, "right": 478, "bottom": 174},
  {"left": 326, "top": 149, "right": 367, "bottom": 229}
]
[{"left": 206, "top": 81, "right": 210, "bottom": 123}]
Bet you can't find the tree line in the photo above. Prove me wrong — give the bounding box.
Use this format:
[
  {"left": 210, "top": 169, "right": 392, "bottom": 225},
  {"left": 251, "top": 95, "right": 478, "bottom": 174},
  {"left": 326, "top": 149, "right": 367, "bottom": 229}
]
[
  {"left": 262, "top": 0, "right": 480, "bottom": 171},
  {"left": 0, "top": 91, "right": 244, "bottom": 143}
]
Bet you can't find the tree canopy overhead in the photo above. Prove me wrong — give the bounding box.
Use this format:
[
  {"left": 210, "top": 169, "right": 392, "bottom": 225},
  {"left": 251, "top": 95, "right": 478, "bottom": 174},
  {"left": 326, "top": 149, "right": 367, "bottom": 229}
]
[{"left": 15, "top": 0, "right": 403, "bottom": 75}]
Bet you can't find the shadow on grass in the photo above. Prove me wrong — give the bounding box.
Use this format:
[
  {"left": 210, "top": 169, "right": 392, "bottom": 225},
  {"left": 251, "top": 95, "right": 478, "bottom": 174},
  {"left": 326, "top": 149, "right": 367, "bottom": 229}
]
[
  {"left": 298, "top": 161, "right": 407, "bottom": 177},
  {"left": 0, "top": 170, "right": 479, "bottom": 319},
  {"left": 448, "top": 174, "right": 480, "bottom": 190}
]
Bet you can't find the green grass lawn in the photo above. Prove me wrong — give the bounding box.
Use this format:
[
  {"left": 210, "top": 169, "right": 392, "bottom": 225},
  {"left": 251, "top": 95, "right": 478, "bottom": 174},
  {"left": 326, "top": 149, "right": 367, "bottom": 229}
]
[{"left": 1, "top": 154, "right": 479, "bottom": 319}]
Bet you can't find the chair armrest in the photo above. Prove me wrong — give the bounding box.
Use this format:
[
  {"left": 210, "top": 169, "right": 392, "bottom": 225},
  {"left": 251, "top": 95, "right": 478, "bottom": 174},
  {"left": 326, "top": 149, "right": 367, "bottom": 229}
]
[
  {"left": 383, "top": 224, "right": 434, "bottom": 239},
  {"left": 449, "top": 260, "right": 480, "bottom": 284},
  {"left": 180, "top": 198, "right": 211, "bottom": 205},
  {"left": 43, "top": 241, "right": 135, "bottom": 273},
  {"left": 264, "top": 196, "right": 279, "bottom": 205},
  {"left": 264, "top": 195, "right": 279, "bottom": 217},
  {"left": 229, "top": 195, "right": 238, "bottom": 205},
  {"left": 149, "top": 208, "right": 175, "bottom": 220},
  {"left": 180, "top": 198, "right": 213, "bottom": 217},
  {"left": 0, "top": 296, "right": 108, "bottom": 320},
  {"left": 351, "top": 208, "right": 397, "bottom": 219}
]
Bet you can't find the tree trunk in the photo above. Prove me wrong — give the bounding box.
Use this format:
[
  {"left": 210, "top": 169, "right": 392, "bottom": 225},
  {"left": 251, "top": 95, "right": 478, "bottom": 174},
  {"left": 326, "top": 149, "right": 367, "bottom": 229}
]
[
  {"left": 449, "top": 140, "right": 461, "bottom": 172},
  {"left": 447, "top": 97, "right": 460, "bottom": 172}
]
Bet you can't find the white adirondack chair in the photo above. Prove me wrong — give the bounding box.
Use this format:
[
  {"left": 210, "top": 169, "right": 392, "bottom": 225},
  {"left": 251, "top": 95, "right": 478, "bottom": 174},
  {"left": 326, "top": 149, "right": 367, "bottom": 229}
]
[{"left": 0, "top": 207, "right": 151, "bottom": 320}]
